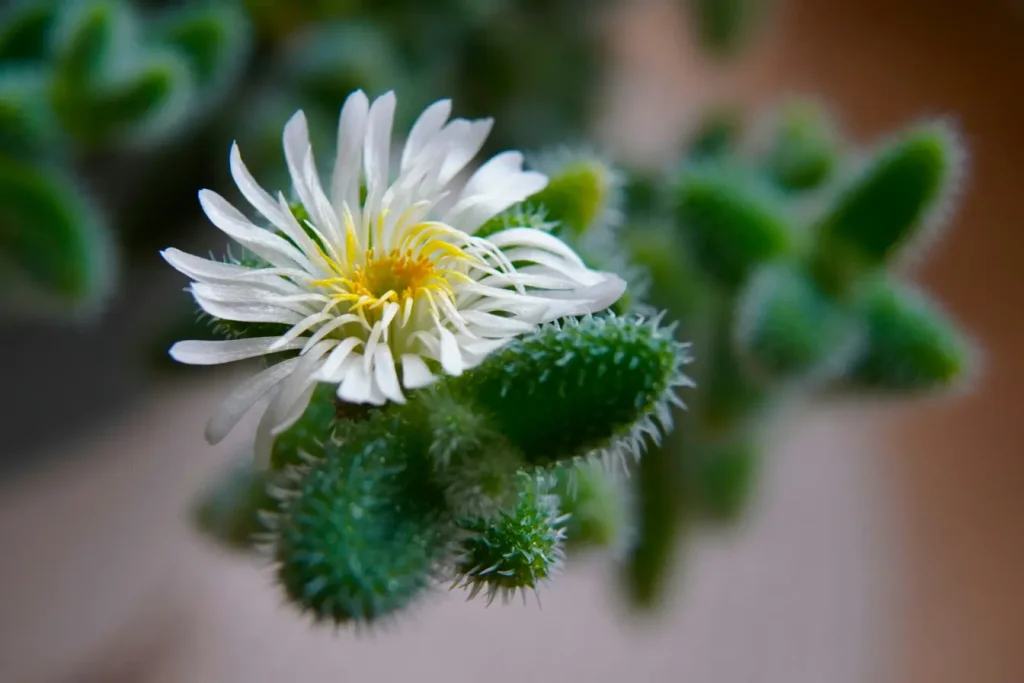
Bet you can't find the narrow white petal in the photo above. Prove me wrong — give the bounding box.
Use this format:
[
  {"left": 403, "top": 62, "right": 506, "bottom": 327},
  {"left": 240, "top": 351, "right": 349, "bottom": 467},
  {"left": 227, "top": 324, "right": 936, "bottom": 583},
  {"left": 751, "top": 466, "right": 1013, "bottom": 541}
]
[
  {"left": 485, "top": 228, "right": 587, "bottom": 266},
  {"left": 268, "top": 312, "right": 332, "bottom": 350},
  {"left": 380, "top": 302, "right": 399, "bottom": 340},
  {"left": 331, "top": 90, "right": 370, "bottom": 224},
  {"left": 400, "top": 354, "right": 435, "bottom": 389},
  {"left": 162, "top": 248, "right": 249, "bottom": 283},
  {"left": 267, "top": 339, "right": 337, "bottom": 427},
  {"left": 198, "top": 189, "right": 313, "bottom": 271},
  {"left": 372, "top": 346, "right": 405, "bottom": 403},
  {"left": 460, "top": 309, "right": 535, "bottom": 334},
  {"left": 339, "top": 359, "right": 373, "bottom": 403},
  {"left": 205, "top": 358, "right": 301, "bottom": 444},
  {"left": 169, "top": 337, "right": 304, "bottom": 365},
  {"left": 229, "top": 142, "right": 300, "bottom": 239},
  {"left": 436, "top": 118, "right": 494, "bottom": 189},
  {"left": 193, "top": 296, "right": 305, "bottom": 325},
  {"left": 316, "top": 336, "right": 363, "bottom": 380},
  {"left": 362, "top": 92, "right": 397, "bottom": 238},
  {"left": 401, "top": 99, "right": 451, "bottom": 170},
  {"left": 271, "top": 382, "right": 318, "bottom": 437},
  {"left": 437, "top": 326, "right": 464, "bottom": 376},
  {"left": 301, "top": 313, "right": 366, "bottom": 353}
]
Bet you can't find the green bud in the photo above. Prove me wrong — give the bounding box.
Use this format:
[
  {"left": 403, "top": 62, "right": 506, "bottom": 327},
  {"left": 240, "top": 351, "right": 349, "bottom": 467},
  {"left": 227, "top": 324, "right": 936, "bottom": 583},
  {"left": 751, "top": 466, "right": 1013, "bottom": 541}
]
[
  {"left": 734, "top": 263, "right": 862, "bottom": 384},
  {"left": 530, "top": 152, "right": 621, "bottom": 237},
  {"left": 193, "top": 457, "right": 279, "bottom": 553},
  {"left": 555, "top": 460, "right": 632, "bottom": 553},
  {"left": 272, "top": 414, "right": 450, "bottom": 625},
  {"left": 671, "top": 163, "right": 794, "bottom": 288},
  {"left": 846, "top": 278, "right": 973, "bottom": 394},
  {"left": 453, "top": 471, "right": 568, "bottom": 605},
  {"left": 455, "top": 315, "right": 692, "bottom": 468},
  {"left": 765, "top": 99, "right": 838, "bottom": 191},
  {"left": 812, "top": 121, "right": 963, "bottom": 290}
]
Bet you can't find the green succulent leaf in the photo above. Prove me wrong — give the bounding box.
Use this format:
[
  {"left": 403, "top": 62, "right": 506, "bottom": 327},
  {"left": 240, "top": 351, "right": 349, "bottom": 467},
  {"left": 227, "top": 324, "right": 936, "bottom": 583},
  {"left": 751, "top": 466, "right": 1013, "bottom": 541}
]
[
  {"left": 555, "top": 460, "right": 631, "bottom": 552},
  {"left": 734, "top": 263, "right": 862, "bottom": 384},
  {"left": 453, "top": 471, "right": 567, "bottom": 604},
  {"left": 622, "top": 434, "right": 686, "bottom": 610},
  {"left": 812, "top": 121, "right": 962, "bottom": 290},
  {"left": 0, "top": 65, "right": 58, "bottom": 154},
  {"left": 690, "top": 440, "right": 760, "bottom": 522},
  {"left": 273, "top": 413, "right": 450, "bottom": 625},
  {"left": 845, "top": 277, "right": 973, "bottom": 394},
  {"left": 671, "top": 163, "right": 794, "bottom": 288},
  {"left": 0, "top": 158, "right": 115, "bottom": 317},
  {"left": 765, "top": 99, "right": 838, "bottom": 192},
  {"left": 686, "top": 106, "right": 743, "bottom": 161},
  {"left": 153, "top": 2, "right": 251, "bottom": 87},
  {"left": 0, "top": 0, "right": 58, "bottom": 62},
  {"left": 686, "top": 0, "right": 772, "bottom": 57},
  {"left": 455, "top": 314, "right": 692, "bottom": 468}
]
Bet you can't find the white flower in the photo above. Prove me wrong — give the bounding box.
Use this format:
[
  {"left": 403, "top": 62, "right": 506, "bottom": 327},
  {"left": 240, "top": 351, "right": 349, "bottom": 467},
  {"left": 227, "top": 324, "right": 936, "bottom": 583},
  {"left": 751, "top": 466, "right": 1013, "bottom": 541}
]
[{"left": 163, "top": 90, "right": 626, "bottom": 466}]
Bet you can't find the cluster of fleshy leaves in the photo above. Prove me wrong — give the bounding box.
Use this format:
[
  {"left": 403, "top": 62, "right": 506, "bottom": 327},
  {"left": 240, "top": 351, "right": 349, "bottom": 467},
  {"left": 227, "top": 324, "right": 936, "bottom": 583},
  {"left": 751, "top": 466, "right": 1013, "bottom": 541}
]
[
  {"left": 194, "top": 103, "right": 976, "bottom": 620},
  {"left": 196, "top": 307, "right": 691, "bottom": 623},
  {"left": 615, "top": 99, "right": 976, "bottom": 605},
  {"left": 0, "top": 0, "right": 251, "bottom": 318}
]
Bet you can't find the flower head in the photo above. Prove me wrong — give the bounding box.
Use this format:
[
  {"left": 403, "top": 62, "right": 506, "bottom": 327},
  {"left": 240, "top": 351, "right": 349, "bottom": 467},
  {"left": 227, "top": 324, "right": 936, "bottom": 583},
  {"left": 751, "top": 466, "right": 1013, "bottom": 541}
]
[{"left": 164, "top": 91, "right": 625, "bottom": 465}]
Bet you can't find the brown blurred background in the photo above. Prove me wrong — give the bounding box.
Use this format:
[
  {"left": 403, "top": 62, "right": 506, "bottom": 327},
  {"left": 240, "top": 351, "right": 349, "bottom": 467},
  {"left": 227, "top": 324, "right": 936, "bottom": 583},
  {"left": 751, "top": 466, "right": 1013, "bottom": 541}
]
[{"left": 1, "top": 0, "right": 1021, "bottom": 681}]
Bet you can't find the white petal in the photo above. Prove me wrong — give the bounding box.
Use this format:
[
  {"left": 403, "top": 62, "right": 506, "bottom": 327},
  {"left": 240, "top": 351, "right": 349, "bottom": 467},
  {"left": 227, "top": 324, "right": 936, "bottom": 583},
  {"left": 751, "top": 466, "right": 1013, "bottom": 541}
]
[
  {"left": 169, "top": 337, "right": 304, "bottom": 365},
  {"left": 484, "top": 228, "right": 587, "bottom": 266},
  {"left": 205, "top": 358, "right": 301, "bottom": 444},
  {"left": 270, "top": 382, "right": 318, "bottom": 437},
  {"left": 331, "top": 90, "right": 370, "bottom": 225},
  {"left": 301, "top": 313, "right": 366, "bottom": 353},
  {"left": 228, "top": 142, "right": 303, "bottom": 242},
  {"left": 460, "top": 309, "right": 535, "bottom": 334},
  {"left": 316, "top": 336, "right": 364, "bottom": 381},
  {"left": 444, "top": 172, "right": 548, "bottom": 234},
  {"left": 193, "top": 296, "right": 305, "bottom": 325},
  {"left": 198, "top": 189, "right": 313, "bottom": 272},
  {"left": 266, "top": 339, "right": 337, "bottom": 428},
  {"left": 380, "top": 302, "right": 399, "bottom": 340},
  {"left": 339, "top": 358, "right": 373, "bottom": 403},
  {"left": 162, "top": 248, "right": 250, "bottom": 283},
  {"left": 436, "top": 118, "right": 494, "bottom": 189},
  {"left": 461, "top": 150, "right": 527, "bottom": 197},
  {"left": 401, "top": 99, "right": 451, "bottom": 170},
  {"left": 268, "top": 312, "right": 332, "bottom": 350},
  {"left": 437, "top": 326, "right": 464, "bottom": 376},
  {"left": 400, "top": 354, "right": 435, "bottom": 389},
  {"left": 362, "top": 92, "right": 397, "bottom": 237},
  {"left": 372, "top": 345, "right": 405, "bottom": 403}
]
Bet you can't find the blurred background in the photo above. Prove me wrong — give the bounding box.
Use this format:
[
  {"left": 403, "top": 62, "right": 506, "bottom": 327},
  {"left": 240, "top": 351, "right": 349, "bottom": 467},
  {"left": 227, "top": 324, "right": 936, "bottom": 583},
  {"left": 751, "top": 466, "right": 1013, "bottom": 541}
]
[{"left": 1, "top": 0, "right": 1021, "bottom": 681}]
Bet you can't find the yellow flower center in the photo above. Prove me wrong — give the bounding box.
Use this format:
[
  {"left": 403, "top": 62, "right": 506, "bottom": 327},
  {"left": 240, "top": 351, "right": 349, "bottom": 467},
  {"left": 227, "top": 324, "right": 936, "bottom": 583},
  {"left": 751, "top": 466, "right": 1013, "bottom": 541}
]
[
  {"left": 349, "top": 248, "right": 444, "bottom": 308},
  {"left": 309, "top": 218, "right": 478, "bottom": 324}
]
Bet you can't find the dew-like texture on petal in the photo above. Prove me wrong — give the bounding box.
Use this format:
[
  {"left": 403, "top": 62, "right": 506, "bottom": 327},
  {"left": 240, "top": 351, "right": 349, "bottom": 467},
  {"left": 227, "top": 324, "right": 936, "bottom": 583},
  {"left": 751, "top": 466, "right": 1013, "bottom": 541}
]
[{"left": 163, "top": 90, "right": 626, "bottom": 461}]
